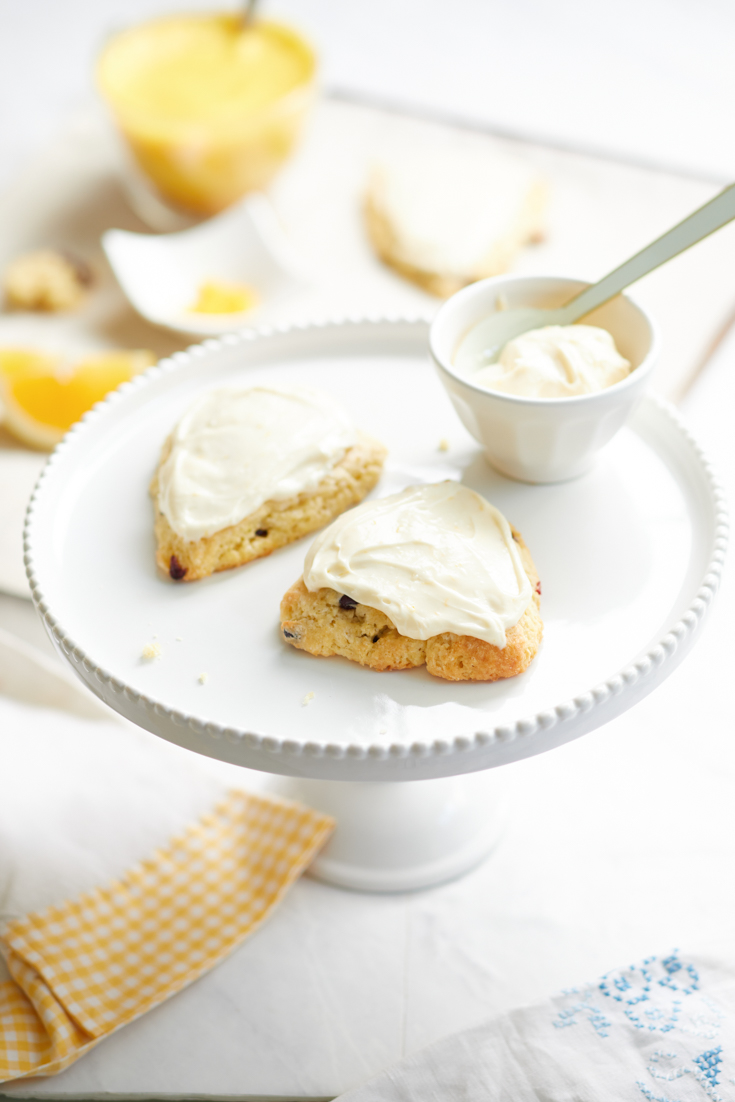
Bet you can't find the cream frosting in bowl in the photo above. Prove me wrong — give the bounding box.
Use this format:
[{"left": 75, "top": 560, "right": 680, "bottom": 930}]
[
  {"left": 456, "top": 323, "right": 632, "bottom": 398},
  {"left": 430, "top": 274, "right": 658, "bottom": 483}
]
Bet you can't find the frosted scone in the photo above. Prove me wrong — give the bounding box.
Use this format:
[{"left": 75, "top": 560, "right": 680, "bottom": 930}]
[
  {"left": 151, "top": 386, "right": 386, "bottom": 581},
  {"left": 365, "top": 141, "right": 547, "bottom": 298},
  {"left": 280, "top": 482, "right": 542, "bottom": 682}
]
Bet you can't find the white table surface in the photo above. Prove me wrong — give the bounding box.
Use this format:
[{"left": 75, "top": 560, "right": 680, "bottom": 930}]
[{"left": 2, "top": 7, "right": 735, "bottom": 1098}]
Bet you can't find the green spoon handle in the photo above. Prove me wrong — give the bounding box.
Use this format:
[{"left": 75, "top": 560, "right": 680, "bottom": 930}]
[
  {"left": 560, "top": 182, "right": 735, "bottom": 323},
  {"left": 243, "top": 0, "right": 260, "bottom": 27}
]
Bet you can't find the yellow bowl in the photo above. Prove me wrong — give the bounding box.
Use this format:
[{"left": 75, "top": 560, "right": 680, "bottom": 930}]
[{"left": 97, "top": 13, "right": 316, "bottom": 216}]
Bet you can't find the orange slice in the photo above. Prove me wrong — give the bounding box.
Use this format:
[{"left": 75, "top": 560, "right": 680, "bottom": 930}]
[{"left": 0, "top": 348, "right": 156, "bottom": 449}]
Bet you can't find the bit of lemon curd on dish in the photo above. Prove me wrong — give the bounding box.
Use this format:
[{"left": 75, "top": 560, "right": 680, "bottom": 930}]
[
  {"left": 0, "top": 348, "right": 155, "bottom": 450},
  {"left": 189, "top": 279, "right": 259, "bottom": 315},
  {"left": 97, "top": 15, "right": 316, "bottom": 213}
]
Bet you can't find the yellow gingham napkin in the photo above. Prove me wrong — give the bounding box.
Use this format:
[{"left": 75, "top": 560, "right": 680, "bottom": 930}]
[{"left": 0, "top": 788, "right": 334, "bottom": 1083}]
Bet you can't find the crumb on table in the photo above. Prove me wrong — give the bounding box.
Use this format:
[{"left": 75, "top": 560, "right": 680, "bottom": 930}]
[
  {"left": 141, "top": 641, "right": 162, "bottom": 660},
  {"left": 438, "top": 438, "right": 450, "bottom": 452},
  {"left": 198, "top": 672, "right": 209, "bottom": 684},
  {"left": 3, "top": 249, "right": 93, "bottom": 312},
  {"left": 302, "top": 691, "right": 315, "bottom": 706}
]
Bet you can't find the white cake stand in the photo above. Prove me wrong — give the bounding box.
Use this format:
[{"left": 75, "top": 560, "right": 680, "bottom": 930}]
[{"left": 24, "top": 320, "right": 727, "bottom": 890}]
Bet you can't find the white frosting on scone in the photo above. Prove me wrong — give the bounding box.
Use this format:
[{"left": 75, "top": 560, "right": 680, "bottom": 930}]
[
  {"left": 303, "top": 482, "right": 532, "bottom": 648},
  {"left": 367, "top": 143, "right": 543, "bottom": 277},
  {"left": 157, "top": 386, "right": 357, "bottom": 541},
  {"left": 458, "top": 324, "right": 631, "bottom": 398}
]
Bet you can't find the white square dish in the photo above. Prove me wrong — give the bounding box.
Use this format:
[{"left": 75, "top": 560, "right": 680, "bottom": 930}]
[{"left": 103, "top": 195, "right": 310, "bottom": 337}]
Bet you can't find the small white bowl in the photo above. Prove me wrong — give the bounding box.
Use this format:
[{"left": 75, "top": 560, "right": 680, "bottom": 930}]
[
  {"left": 430, "top": 274, "right": 658, "bottom": 483},
  {"left": 103, "top": 194, "right": 310, "bottom": 338}
]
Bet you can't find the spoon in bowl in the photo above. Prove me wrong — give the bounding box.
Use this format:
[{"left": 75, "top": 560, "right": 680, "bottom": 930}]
[
  {"left": 460, "top": 182, "right": 735, "bottom": 365},
  {"left": 242, "top": 0, "right": 260, "bottom": 28}
]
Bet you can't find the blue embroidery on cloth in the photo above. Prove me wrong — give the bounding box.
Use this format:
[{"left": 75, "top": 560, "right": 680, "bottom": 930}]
[
  {"left": 661, "top": 955, "right": 701, "bottom": 996},
  {"left": 550, "top": 952, "right": 730, "bottom": 1101},
  {"left": 554, "top": 998, "right": 612, "bottom": 1038},
  {"left": 648, "top": 1049, "right": 689, "bottom": 1080},
  {"left": 636, "top": 1084, "right": 680, "bottom": 1102},
  {"left": 642, "top": 1047, "right": 726, "bottom": 1099},
  {"left": 694, "top": 1047, "right": 723, "bottom": 1088},
  {"left": 553, "top": 952, "right": 700, "bottom": 1036}
]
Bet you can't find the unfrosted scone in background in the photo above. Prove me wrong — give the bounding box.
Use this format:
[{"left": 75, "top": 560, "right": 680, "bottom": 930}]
[
  {"left": 151, "top": 385, "right": 386, "bottom": 581},
  {"left": 365, "top": 139, "right": 547, "bottom": 298},
  {"left": 280, "top": 482, "right": 542, "bottom": 682}
]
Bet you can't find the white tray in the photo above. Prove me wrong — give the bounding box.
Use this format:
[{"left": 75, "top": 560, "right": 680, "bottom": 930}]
[{"left": 24, "top": 319, "right": 727, "bottom": 784}]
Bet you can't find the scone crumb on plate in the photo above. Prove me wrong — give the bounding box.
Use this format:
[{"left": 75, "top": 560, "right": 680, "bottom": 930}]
[
  {"left": 198, "top": 672, "right": 209, "bottom": 684},
  {"left": 302, "top": 691, "right": 315, "bottom": 706},
  {"left": 438, "top": 438, "right": 450, "bottom": 452},
  {"left": 141, "top": 641, "right": 162, "bottom": 660}
]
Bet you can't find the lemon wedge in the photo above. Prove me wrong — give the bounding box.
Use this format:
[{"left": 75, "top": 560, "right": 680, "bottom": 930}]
[{"left": 0, "top": 348, "right": 155, "bottom": 450}]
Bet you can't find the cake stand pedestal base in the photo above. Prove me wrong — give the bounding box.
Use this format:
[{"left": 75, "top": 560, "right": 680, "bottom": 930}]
[{"left": 272, "top": 772, "right": 506, "bottom": 892}]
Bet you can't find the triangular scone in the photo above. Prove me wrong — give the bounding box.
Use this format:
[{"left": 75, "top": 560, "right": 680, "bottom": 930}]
[
  {"left": 151, "top": 386, "right": 386, "bottom": 582},
  {"left": 365, "top": 139, "right": 547, "bottom": 299},
  {"left": 280, "top": 484, "right": 542, "bottom": 682}
]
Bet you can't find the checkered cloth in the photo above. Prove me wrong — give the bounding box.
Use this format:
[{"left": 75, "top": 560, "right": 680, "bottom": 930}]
[{"left": 0, "top": 789, "right": 333, "bottom": 1082}]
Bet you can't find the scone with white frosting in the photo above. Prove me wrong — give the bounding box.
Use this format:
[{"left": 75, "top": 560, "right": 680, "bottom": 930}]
[
  {"left": 280, "top": 482, "right": 542, "bottom": 682},
  {"left": 365, "top": 141, "right": 547, "bottom": 299},
  {"left": 151, "top": 385, "right": 386, "bottom": 581}
]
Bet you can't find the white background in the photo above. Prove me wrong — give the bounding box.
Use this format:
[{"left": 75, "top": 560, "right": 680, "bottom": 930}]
[{"left": 2, "top": 0, "right": 734, "bottom": 187}]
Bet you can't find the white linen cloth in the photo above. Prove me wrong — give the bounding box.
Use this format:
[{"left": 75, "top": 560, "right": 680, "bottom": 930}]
[
  {"left": 337, "top": 952, "right": 735, "bottom": 1101},
  {"left": 0, "top": 691, "right": 243, "bottom": 939}
]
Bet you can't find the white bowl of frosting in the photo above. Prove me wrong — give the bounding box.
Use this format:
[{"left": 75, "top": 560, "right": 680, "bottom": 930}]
[{"left": 430, "top": 274, "right": 658, "bottom": 483}]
